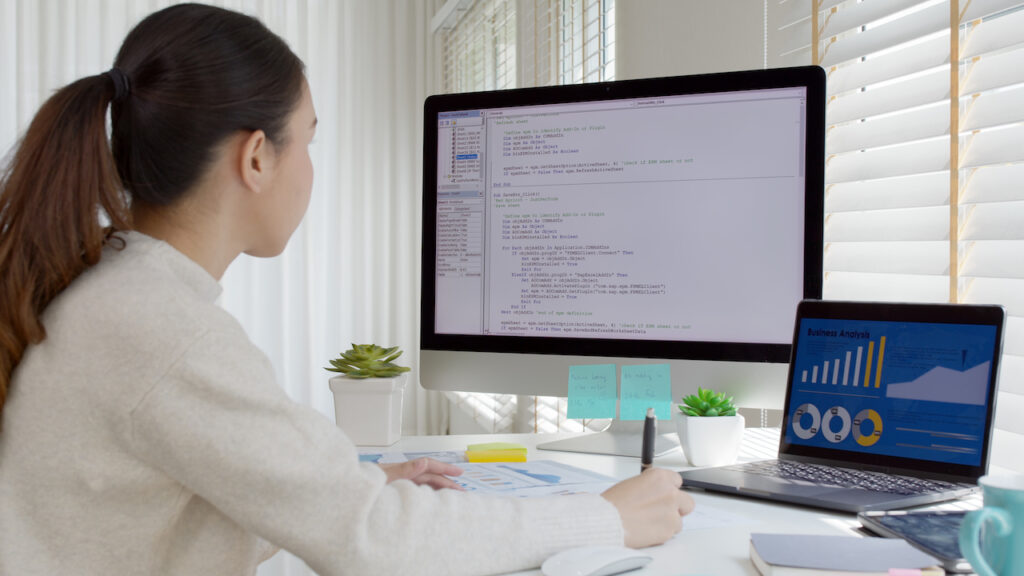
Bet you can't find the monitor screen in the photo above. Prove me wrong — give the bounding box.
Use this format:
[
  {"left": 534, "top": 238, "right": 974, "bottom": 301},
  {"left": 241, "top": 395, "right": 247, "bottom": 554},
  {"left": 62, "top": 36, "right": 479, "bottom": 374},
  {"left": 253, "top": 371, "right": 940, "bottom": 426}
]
[{"left": 420, "top": 67, "right": 825, "bottom": 432}]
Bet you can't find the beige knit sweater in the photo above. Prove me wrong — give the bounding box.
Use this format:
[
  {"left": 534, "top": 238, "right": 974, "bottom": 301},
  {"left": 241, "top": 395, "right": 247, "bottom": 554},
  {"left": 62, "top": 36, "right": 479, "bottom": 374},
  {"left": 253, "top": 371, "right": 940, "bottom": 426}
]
[{"left": 0, "top": 231, "right": 623, "bottom": 575}]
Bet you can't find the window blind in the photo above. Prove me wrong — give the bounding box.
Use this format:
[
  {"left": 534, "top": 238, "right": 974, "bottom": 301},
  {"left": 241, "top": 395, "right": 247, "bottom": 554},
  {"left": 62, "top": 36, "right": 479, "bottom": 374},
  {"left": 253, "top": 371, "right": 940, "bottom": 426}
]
[
  {"left": 441, "top": 0, "right": 516, "bottom": 93},
  {"left": 771, "top": 0, "right": 1024, "bottom": 472},
  {"left": 435, "top": 0, "right": 615, "bottom": 433},
  {"left": 517, "top": 0, "right": 615, "bottom": 88},
  {"left": 958, "top": 1, "right": 1024, "bottom": 473},
  {"left": 518, "top": 0, "right": 557, "bottom": 87},
  {"left": 559, "top": 0, "right": 615, "bottom": 84}
]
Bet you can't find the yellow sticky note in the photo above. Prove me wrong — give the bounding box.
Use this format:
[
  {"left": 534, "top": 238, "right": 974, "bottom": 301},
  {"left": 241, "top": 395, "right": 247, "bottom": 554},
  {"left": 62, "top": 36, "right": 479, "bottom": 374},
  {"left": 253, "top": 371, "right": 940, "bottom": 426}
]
[{"left": 465, "top": 442, "right": 527, "bottom": 462}]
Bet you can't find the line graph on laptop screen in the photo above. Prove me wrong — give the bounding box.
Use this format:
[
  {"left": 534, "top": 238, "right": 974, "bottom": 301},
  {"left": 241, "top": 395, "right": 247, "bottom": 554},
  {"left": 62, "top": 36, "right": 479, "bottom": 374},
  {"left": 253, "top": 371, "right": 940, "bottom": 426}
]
[{"left": 785, "top": 318, "right": 998, "bottom": 466}]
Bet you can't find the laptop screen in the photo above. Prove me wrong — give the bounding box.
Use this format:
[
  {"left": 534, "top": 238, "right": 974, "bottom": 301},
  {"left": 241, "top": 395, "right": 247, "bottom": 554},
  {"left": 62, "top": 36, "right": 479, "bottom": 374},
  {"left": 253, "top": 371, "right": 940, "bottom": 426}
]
[{"left": 781, "top": 301, "right": 1004, "bottom": 476}]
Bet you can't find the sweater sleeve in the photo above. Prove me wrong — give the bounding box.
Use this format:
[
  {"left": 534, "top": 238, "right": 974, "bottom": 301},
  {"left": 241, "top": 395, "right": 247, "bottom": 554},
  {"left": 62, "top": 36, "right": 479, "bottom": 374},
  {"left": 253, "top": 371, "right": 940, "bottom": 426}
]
[{"left": 128, "top": 328, "right": 624, "bottom": 575}]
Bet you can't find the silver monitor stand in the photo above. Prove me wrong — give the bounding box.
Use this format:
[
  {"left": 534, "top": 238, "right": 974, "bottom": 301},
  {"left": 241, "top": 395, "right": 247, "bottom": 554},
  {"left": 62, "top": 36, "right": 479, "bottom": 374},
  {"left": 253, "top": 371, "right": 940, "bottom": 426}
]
[{"left": 537, "top": 419, "right": 678, "bottom": 458}]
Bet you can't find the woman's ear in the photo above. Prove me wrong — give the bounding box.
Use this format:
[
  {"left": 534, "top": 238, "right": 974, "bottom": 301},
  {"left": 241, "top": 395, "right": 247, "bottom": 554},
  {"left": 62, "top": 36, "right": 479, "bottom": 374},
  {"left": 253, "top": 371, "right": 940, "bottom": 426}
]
[{"left": 238, "top": 129, "right": 269, "bottom": 193}]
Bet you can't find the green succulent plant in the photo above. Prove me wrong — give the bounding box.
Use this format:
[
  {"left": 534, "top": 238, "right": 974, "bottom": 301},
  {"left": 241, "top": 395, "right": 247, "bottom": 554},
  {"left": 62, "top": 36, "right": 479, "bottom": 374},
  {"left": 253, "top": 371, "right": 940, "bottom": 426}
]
[
  {"left": 326, "top": 344, "right": 412, "bottom": 379},
  {"left": 678, "top": 387, "right": 737, "bottom": 417}
]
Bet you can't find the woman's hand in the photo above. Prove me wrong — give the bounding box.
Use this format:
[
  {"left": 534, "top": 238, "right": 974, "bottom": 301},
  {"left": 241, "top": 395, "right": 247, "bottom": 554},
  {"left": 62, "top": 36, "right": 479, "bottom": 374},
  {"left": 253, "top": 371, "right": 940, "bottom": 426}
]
[
  {"left": 601, "top": 467, "right": 695, "bottom": 548},
  {"left": 379, "top": 457, "right": 465, "bottom": 490}
]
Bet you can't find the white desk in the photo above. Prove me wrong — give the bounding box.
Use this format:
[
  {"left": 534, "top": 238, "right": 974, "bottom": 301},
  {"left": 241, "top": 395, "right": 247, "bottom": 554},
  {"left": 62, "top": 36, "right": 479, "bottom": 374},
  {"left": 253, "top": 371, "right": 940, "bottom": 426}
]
[
  {"left": 386, "top": 429, "right": 980, "bottom": 576},
  {"left": 382, "top": 428, "right": 974, "bottom": 573}
]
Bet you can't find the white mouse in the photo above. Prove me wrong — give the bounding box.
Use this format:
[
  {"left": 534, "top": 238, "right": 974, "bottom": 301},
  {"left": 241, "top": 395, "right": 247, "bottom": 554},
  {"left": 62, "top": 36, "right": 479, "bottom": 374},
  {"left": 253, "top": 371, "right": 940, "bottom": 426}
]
[{"left": 541, "top": 545, "right": 653, "bottom": 576}]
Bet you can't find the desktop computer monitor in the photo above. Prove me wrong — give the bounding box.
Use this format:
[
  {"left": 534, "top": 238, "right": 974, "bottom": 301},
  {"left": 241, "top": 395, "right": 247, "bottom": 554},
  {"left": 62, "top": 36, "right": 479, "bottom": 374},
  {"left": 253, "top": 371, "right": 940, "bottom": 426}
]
[{"left": 420, "top": 66, "right": 825, "bottom": 456}]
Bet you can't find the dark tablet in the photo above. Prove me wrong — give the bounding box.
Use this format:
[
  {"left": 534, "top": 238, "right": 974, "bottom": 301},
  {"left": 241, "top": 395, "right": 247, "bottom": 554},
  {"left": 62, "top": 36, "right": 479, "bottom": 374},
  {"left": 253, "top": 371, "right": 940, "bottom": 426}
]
[{"left": 858, "top": 509, "right": 972, "bottom": 573}]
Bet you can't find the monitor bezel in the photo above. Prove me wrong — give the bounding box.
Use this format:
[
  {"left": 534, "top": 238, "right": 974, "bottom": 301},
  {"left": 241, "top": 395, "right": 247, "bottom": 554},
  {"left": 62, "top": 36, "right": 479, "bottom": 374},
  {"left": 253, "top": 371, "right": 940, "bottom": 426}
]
[{"left": 420, "top": 66, "right": 826, "bottom": 364}]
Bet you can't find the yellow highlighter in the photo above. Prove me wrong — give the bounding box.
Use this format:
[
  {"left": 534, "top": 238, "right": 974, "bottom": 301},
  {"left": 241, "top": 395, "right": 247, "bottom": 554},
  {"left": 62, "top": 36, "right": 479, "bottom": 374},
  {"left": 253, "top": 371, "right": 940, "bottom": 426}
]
[{"left": 465, "top": 442, "right": 528, "bottom": 462}]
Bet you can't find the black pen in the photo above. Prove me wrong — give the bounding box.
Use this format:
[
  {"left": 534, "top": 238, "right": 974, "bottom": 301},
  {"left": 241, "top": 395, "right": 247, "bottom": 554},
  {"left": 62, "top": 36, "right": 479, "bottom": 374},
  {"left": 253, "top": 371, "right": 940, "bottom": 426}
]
[{"left": 641, "top": 407, "right": 655, "bottom": 473}]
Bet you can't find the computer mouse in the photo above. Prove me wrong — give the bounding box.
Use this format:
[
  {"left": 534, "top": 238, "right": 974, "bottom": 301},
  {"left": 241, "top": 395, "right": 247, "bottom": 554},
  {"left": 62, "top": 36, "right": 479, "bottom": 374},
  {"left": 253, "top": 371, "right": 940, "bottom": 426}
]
[{"left": 541, "top": 545, "right": 653, "bottom": 576}]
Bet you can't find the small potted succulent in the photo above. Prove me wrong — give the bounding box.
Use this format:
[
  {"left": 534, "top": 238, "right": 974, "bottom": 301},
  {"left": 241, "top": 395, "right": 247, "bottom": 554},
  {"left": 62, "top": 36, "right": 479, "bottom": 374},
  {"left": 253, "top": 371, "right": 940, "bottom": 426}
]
[
  {"left": 326, "top": 344, "right": 411, "bottom": 446},
  {"left": 675, "top": 387, "right": 745, "bottom": 467}
]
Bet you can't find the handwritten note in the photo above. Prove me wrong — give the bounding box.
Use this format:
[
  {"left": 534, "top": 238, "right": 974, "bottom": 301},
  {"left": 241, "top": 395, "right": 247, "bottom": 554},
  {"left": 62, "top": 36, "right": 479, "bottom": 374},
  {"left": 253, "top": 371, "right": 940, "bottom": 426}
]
[
  {"left": 567, "top": 364, "right": 617, "bottom": 419},
  {"left": 619, "top": 364, "right": 672, "bottom": 420}
]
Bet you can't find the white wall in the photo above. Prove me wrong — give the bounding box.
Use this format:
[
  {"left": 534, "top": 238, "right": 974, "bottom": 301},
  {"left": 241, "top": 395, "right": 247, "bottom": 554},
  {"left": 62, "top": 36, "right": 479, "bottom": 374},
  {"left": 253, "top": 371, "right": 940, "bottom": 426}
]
[{"left": 615, "top": 0, "right": 766, "bottom": 79}]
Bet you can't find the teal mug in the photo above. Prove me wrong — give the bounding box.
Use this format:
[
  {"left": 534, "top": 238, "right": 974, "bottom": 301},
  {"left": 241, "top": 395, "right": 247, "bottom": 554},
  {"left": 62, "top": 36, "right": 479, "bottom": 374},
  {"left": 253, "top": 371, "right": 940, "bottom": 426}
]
[{"left": 959, "top": 474, "right": 1024, "bottom": 576}]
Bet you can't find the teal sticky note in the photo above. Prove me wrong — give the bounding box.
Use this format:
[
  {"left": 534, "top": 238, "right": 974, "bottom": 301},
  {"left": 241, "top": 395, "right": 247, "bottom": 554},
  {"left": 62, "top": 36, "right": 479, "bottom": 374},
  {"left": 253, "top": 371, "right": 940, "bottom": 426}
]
[
  {"left": 567, "top": 364, "right": 617, "bottom": 419},
  {"left": 620, "top": 364, "right": 672, "bottom": 420}
]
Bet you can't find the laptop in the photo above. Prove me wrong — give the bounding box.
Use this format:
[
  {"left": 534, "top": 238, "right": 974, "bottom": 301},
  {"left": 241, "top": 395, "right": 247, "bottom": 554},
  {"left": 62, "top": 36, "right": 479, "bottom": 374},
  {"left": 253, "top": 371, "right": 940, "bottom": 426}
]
[{"left": 680, "top": 299, "right": 1006, "bottom": 512}]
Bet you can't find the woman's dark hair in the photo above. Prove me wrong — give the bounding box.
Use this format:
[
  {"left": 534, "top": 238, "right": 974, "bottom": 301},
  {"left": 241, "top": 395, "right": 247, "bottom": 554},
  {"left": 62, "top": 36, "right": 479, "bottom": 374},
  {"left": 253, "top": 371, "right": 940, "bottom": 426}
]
[{"left": 0, "top": 3, "right": 305, "bottom": 426}]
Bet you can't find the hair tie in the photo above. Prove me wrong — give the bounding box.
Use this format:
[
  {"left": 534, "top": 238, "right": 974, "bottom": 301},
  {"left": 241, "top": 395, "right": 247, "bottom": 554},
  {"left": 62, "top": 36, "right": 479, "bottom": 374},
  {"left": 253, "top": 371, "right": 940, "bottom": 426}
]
[{"left": 106, "top": 67, "right": 131, "bottom": 103}]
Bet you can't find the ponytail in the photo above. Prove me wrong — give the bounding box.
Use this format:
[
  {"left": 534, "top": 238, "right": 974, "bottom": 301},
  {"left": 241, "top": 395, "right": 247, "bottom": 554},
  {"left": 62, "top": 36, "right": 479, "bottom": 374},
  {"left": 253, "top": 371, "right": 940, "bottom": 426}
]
[
  {"left": 0, "top": 73, "right": 131, "bottom": 426},
  {"left": 0, "top": 2, "right": 305, "bottom": 429}
]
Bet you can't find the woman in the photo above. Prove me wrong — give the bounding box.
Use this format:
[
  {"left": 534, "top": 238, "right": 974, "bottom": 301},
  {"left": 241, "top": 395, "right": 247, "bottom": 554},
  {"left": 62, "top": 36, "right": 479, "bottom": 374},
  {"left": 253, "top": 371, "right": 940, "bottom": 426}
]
[{"left": 0, "top": 4, "right": 693, "bottom": 574}]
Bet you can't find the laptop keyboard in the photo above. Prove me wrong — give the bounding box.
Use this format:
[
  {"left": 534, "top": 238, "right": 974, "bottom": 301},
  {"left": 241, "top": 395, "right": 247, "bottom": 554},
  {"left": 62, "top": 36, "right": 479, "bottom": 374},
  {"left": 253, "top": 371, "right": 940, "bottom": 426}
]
[{"left": 728, "top": 460, "right": 960, "bottom": 495}]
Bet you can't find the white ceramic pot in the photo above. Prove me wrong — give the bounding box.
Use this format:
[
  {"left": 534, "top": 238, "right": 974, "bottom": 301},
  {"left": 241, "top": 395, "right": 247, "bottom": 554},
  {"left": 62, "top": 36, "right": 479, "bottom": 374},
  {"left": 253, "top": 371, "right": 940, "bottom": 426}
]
[
  {"left": 675, "top": 412, "right": 745, "bottom": 467},
  {"left": 328, "top": 373, "right": 408, "bottom": 446}
]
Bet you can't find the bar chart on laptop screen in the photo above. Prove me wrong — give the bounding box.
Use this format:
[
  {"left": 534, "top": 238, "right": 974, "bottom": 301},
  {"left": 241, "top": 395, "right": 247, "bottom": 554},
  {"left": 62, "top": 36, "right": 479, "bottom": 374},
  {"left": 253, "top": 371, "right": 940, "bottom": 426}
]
[{"left": 785, "top": 319, "right": 997, "bottom": 466}]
